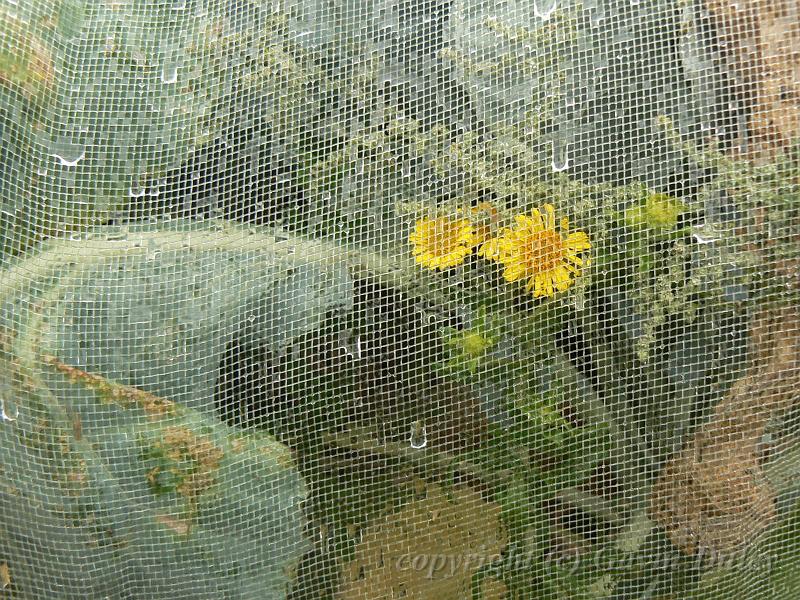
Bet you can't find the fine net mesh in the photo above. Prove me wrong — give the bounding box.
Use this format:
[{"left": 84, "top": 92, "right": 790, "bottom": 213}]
[{"left": 0, "top": 0, "right": 798, "bottom": 598}]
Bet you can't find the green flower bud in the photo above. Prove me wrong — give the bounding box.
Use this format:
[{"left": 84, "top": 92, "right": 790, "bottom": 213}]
[{"left": 625, "top": 193, "right": 686, "bottom": 231}]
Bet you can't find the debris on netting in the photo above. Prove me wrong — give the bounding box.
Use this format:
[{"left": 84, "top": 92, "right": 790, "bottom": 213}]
[
  {"left": 651, "top": 307, "right": 800, "bottom": 557},
  {"left": 336, "top": 484, "right": 507, "bottom": 600}
]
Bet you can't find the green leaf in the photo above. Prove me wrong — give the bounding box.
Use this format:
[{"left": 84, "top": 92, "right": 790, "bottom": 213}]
[{"left": 0, "top": 220, "right": 359, "bottom": 597}]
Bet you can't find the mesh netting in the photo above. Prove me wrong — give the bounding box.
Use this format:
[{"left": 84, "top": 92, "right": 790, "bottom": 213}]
[{"left": 0, "top": 0, "right": 798, "bottom": 598}]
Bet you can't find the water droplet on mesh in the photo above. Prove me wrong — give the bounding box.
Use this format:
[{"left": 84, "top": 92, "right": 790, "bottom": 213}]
[
  {"left": 161, "top": 62, "right": 179, "bottom": 84},
  {"left": 171, "top": 0, "right": 186, "bottom": 9},
  {"left": 1, "top": 396, "right": 18, "bottom": 423},
  {"left": 129, "top": 183, "right": 146, "bottom": 198},
  {"left": 551, "top": 140, "right": 570, "bottom": 172},
  {"left": 534, "top": 0, "right": 558, "bottom": 20},
  {"left": 574, "top": 289, "right": 585, "bottom": 311},
  {"left": 409, "top": 420, "right": 427, "bottom": 449},
  {"left": 146, "top": 238, "right": 161, "bottom": 261},
  {"left": 692, "top": 224, "right": 721, "bottom": 245},
  {"left": 693, "top": 233, "right": 719, "bottom": 245},
  {"left": 338, "top": 330, "right": 362, "bottom": 360},
  {"left": 51, "top": 142, "right": 85, "bottom": 167}
]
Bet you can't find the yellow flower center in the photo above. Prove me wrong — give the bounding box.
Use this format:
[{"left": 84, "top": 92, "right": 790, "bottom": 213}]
[
  {"left": 430, "top": 222, "right": 463, "bottom": 254},
  {"left": 524, "top": 230, "right": 564, "bottom": 273}
]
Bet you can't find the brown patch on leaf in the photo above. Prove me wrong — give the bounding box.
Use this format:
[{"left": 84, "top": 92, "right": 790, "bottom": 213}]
[
  {"left": 67, "top": 459, "right": 88, "bottom": 486},
  {"left": 154, "top": 514, "right": 192, "bottom": 536},
  {"left": 0, "top": 14, "right": 54, "bottom": 100},
  {"left": 43, "top": 355, "right": 176, "bottom": 417},
  {"left": 650, "top": 307, "right": 800, "bottom": 556},
  {"left": 337, "top": 485, "right": 506, "bottom": 600},
  {"left": 706, "top": 0, "right": 800, "bottom": 161},
  {"left": 0, "top": 561, "right": 10, "bottom": 589},
  {"left": 158, "top": 426, "right": 224, "bottom": 501}
]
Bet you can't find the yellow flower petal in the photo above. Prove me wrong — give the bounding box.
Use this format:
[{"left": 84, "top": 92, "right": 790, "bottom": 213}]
[
  {"left": 543, "top": 204, "right": 556, "bottom": 229},
  {"left": 409, "top": 217, "right": 480, "bottom": 271},
  {"left": 478, "top": 238, "right": 500, "bottom": 260},
  {"left": 514, "top": 214, "right": 533, "bottom": 229},
  {"left": 528, "top": 209, "right": 544, "bottom": 231},
  {"left": 504, "top": 263, "right": 525, "bottom": 282},
  {"left": 552, "top": 266, "right": 573, "bottom": 291},
  {"left": 489, "top": 205, "right": 591, "bottom": 297},
  {"left": 566, "top": 254, "right": 584, "bottom": 266},
  {"left": 542, "top": 274, "right": 554, "bottom": 297},
  {"left": 566, "top": 231, "right": 591, "bottom": 251}
]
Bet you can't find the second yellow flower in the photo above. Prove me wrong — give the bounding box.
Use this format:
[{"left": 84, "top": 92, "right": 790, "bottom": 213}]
[{"left": 479, "top": 204, "right": 590, "bottom": 298}]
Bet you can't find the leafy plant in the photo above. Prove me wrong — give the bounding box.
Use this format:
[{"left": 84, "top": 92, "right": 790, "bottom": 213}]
[{"left": 0, "top": 220, "right": 360, "bottom": 597}]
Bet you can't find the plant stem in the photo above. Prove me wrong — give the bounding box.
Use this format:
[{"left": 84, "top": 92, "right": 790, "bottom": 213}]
[{"left": 320, "top": 426, "right": 515, "bottom": 488}]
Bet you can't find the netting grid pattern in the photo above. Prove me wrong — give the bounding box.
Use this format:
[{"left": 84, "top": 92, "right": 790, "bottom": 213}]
[{"left": 0, "top": 0, "right": 798, "bottom": 598}]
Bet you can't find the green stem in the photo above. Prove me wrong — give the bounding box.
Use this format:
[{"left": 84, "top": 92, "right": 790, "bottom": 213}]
[
  {"left": 555, "top": 486, "right": 626, "bottom": 529},
  {"left": 321, "top": 426, "right": 515, "bottom": 488}
]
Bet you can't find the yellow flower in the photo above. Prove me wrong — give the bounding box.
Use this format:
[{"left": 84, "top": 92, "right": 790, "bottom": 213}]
[
  {"left": 479, "top": 204, "right": 591, "bottom": 298},
  {"left": 409, "top": 217, "right": 480, "bottom": 270}
]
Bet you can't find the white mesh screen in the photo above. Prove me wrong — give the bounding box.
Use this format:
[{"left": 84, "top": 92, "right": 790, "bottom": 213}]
[{"left": 0, "top": 0, "right": 798, "bottom": 598}]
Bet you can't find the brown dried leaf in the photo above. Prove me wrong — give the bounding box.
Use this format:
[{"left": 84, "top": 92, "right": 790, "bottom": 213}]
[
  {"left": 0, "top": 562, "right": 10, "bottom": 589},
  {"left": 650, "top": 307, "right": 800, "bottom": 556},
  {"left": 706, "top": 0, "right": 800, "bottom": 161},
  {"left": 337, "top": 485, "right": 506, "bottom": 600}
]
